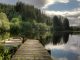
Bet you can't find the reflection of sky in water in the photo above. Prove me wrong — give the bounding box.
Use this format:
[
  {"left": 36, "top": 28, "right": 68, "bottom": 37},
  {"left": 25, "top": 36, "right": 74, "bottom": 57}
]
[
  {"left": 45, "top": 35, "right": 80, "bottom": 60},
  {"left": 51, "top": 49, "right": 79, "bottom": 60}
]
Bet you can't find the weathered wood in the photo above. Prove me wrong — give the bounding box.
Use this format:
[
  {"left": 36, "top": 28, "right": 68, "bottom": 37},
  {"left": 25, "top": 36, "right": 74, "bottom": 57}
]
[{"left": 11, "top": 39, "right": 53, "bottom": 60}]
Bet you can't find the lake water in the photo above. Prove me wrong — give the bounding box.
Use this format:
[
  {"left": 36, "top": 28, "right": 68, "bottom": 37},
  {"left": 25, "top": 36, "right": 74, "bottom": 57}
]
[{"left": 45, "top": 34, "right": 80, "bottom": 60}]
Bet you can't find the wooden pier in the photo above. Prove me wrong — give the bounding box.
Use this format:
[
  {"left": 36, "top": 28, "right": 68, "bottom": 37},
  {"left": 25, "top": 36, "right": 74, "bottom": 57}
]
[{"left": 11, "top": 39, "right": 53, "bottom": 60}]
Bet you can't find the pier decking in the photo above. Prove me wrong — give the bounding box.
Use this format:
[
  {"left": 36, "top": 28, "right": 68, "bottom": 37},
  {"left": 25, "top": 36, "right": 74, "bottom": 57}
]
[{"left": 11, "top": 39, "right": 53, "bottom": 60}]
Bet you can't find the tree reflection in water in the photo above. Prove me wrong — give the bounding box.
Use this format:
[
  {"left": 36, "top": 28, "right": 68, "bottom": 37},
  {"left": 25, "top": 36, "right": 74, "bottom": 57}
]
[{"left": 40, "top": 32, "right": 69, "bottom": 45}]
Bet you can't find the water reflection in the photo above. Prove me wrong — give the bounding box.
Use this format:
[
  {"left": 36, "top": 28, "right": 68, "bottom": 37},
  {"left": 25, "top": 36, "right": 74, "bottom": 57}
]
[
  {"left": 40, "top": 32, "right": 69, "bottom": 45},
  {"left": 63, "top": 32, "right": 69, "bottom": 43},
  {"left": 52, "top": 32, "right": 69, "bottom": 44},
  {"left": 51, "top": 49, "right": 79, "bottom": 60},
  {"left": 45, "top": 32, "right": 80, "bottom": 60}
]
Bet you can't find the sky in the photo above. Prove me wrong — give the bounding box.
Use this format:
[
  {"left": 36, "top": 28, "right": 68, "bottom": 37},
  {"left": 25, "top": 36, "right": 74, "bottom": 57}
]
[{"left": 0, "top": 0, "right": 80, "bottom": 26}]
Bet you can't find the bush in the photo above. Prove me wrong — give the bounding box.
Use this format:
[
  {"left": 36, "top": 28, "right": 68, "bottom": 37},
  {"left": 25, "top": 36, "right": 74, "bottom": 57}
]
[
  {"left": 0, "top": 45, "right": 17, "bottom": 60},
  {"left": 0, "top": 12, "right": 10, "bottom": 32}
]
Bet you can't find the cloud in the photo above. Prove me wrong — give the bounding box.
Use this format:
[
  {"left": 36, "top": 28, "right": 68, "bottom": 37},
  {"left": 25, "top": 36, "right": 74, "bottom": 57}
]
[
  {"left": 53, "top": 0, "right": 69, "bottom": 3},
  {"left": 45, "top": 8, "right": 80, "bottom": 26},
  {"left": 45, "top": 8, "right": 80, "bottom": 17},
  {"left": 77, "top": 0, "right": 80, "bottom": 1},
  {"left": 0, "top": 0, "right": 70, "bottom": 9},
  {"left": 42, "top": 0, "right": 70, "bottom": 9},
  {"left": 19, "top": 0, "right": 70, "bottom": 9},
  {"left": 78, "top": 16, "right": 80, "bottom": 19}
]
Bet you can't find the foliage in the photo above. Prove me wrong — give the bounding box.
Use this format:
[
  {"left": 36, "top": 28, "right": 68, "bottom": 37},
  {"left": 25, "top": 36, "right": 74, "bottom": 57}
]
[
  {"left": 63, "top": 18, "right": 69, "bottom": 31},
  {"left": 20, "top": 21, "right": 33, "bottom": 38},
  {"left": 20, "top": 20, "right": 50, "bottom": 39},
  {"left": 36, "top": 23, "right": 50, "bottom": 39},
  {"left": 0, "top": 32, "right": 10, "bottom": 40},
  {"left": 10, "top": 16, "right": 22, "bottom": 35},
  {"left": 0, "top": 45, "right": 17, "bottom": 60},
  {"left": 52, "top": 16, "right": 63, "bottom": 31},
  {"left": 0, "top": 12, "right": 10, "bottom": 32}
]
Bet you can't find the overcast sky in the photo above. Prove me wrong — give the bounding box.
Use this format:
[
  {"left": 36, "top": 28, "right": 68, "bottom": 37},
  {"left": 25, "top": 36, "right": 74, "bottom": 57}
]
[{"left": 0, "top": 0, "right": 80, "bottom": 26}]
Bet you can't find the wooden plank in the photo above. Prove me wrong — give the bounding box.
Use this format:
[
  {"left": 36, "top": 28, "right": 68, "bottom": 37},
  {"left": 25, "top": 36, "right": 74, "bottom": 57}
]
[{"left": 11, "top": 39, "right": 53, "bottom": 60}]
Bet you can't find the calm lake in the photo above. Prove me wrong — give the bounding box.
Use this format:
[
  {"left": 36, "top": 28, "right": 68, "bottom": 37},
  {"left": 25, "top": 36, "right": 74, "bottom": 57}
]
[{"left": 45, "top": 33, "right": 80, "bottom": 60}]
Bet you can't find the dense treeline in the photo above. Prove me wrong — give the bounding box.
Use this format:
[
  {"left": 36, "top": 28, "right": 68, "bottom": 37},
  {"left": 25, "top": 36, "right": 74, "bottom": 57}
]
[
  {"left": 52, "top": 16, "right": 69, "bottom": 32},
  {"left": 70, "top": 26, "right": 80, "bottom": 31},
  {"left": 0, "top": 2, "right": 69, "bottom": 44}
]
